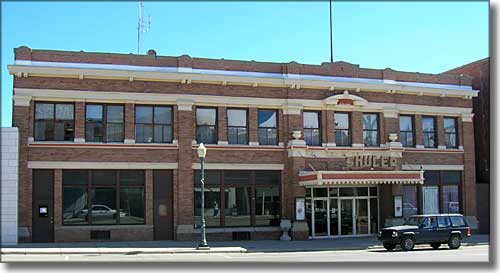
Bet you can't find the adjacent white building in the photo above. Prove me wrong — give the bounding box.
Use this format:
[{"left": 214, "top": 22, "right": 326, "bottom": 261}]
[{"left": 1, "top": 127, "right": 18, "bottom": 245}]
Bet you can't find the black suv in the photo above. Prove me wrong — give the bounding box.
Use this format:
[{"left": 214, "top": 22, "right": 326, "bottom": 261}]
[{"left": 378, "top": 214, "right": 471, "bottom": 251}]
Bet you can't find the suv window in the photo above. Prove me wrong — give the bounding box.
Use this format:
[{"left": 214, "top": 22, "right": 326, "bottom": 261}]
[
  {"left": 450, "top": 216, "right": 466, "bottom": 227},
  {"left": 422, "top": 217, "right": 437, "bottom": 229},
  {"left": 437, "top": 216, "right": 450, "bottom": 228}
]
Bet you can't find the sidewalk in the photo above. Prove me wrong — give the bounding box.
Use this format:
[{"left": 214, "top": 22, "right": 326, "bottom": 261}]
[{"left": 0, "top": 234, "right": 489, "bottom": 255}]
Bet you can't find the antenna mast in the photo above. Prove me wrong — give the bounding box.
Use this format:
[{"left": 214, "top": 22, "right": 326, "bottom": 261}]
[
  {"left": 137, "top": 0, "right": 151, "bottom": 54},
  {"left": 329, "top": 0, "right": 333, "bottom": 63}
]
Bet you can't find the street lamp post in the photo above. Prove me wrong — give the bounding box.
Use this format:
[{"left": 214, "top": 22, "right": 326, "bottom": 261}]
[{"left": 197, "top": 143, "right": 210, "bottom": 250}]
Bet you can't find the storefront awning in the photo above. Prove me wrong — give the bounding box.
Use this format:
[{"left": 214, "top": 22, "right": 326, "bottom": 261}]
[{"left": 298, "top": 170, "right": 424, "bottom": 186}]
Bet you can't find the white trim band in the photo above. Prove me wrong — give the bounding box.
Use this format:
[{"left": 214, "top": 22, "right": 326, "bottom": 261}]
[
  {"left": 191, "top": 163, "right": 284, "bottom": 170},
  {"left": 27, "top": 161, "right": 178, "bottom": 169},
  {"left": 401, "top": 164, "right": 464, "bottom": 171}
]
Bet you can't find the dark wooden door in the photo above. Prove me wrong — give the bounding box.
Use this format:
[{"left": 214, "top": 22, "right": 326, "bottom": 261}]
[
  {"left": 153, "top": 170, "right": 173, "bottom": 240},
  {"left": 32, "top": 169, "right": 54, "bottom": 242}
]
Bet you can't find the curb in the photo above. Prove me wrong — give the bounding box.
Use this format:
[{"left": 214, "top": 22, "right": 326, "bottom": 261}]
[{"left": 0, "top": 242, "right": 488, "bottom": 255}]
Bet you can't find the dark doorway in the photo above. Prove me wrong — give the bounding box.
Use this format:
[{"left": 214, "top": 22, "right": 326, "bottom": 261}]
[
  {"left": 153, "top": 170, "right": 173, "bottom": 240},
  {"left": 32, "top": 169, "right": 54, "bottom": 242}
]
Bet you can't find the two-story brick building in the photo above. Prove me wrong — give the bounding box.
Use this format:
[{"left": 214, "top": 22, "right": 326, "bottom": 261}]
[{"left": 8, "top": 46, "right": 479, "bottom": 242}]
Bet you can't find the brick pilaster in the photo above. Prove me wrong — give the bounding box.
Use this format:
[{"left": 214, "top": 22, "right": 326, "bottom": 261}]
[
  {"left": 125, "top": 103, "right": 135, "bottom": 142},
  {"left": 176, "top": 106, "right": 194, "bottom": 225},
  {"left": 54, "top": 169, "right": 62, "bottom": 226},
  {"left": 326, "top": 110, "right": 335, "bottom": 144},
  {"left": 145, "top": 170, "right": 153, "bottom": 225},
  {"left": 351, "top": 111, "right": 363, "bottom": 145},
  {"left": 249, "top": 108, "right": 258, "bottom": 144},
  {"left": 74, "top": 102, "right": 85, "bottom": 140},
  {"left": 379, "top": 112, "right": 386, "bottom": 145},
  {"left": 278, "top": 109, "right": 285, "bottom": 144},
  {"left": 462, "top": 119, "right": 477, "bottom": 217},
  {"left": 415, "top": 115, "right": 423, "bottom": 146},
  {"left": 436, "top": 115, "right": 445, "bottom": 148},
  {"left": 217, "top": 107, "right": 227, "bottom": 143}
]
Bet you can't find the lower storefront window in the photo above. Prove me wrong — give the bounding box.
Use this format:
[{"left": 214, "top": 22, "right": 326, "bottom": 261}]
[
  {"left": 193, "top": 170, "right": 281, "bottom": 228},
  {"left": 402, "top": 186, "right": 418, "bottom": 218},
  {"left": 194, "top": 187, "right": 221, "bottom": 227},
  {"left": 62, "top": 170, "right": 145, "bottom": 226},
  {"left": 255, "top": 187, "right": 280, "bottom": 226},
  {"left": 422, "top": 186, "right": 439, "bottom": 214},
  {"left": 225, "top": 187, "right": 251, "bottom": 227},
  {"left": 441, "top": 185, "right": 459, "bottom": 213}
]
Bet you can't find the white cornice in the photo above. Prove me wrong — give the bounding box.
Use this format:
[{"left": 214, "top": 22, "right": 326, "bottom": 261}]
[
  {"left": 401, "top": 164, "right": 464, "bottom": 171},
  {"left": 14, "top": 88, "right": 473, "bottom": 117},
  {"left": 8, "top": 61, "right": 479, "bottom": 98}
]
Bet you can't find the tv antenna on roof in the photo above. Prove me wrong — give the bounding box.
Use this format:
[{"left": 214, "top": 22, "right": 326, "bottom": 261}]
[{"left": 137, "top": 0, "right": 151, "bottom": 54}]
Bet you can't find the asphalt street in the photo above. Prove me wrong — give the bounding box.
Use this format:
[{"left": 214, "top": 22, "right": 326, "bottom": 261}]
[{"left": 1, "top": 245, "right": 489, "bottom": 262}]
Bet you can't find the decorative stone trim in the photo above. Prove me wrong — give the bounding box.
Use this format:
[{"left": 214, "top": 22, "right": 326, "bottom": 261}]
[
  {"left": 176, "top": 99, "right": 194, "bottom": 111},
  {"left": 322, "top": 143, "right": 337, "bottom": 148},
  {"left": 74, "top": 138, "right": 85, "bottom": 143},
  {"left": 282, "top": 104, "right": 303, "bottom": 115},
  {"left": 13, "top": 95, "right": 31, "bottom": 106},
  {"left": 248, "top": 141, "right": 259, "bottom": 146},
  {"left": 461, "top": 113, "right": 474, "bottom": 122},
  {"left": 416, "top": 144, "right": 425, "bottom": 149},
  {"left": 217, "top": 141, "right": 229, "bottom": 145},
  {"left": 352, "top": 143, "right": 365, "bottom": 147},
  {"left": 438, "top": 145, "right": 447, "bottom": 150},
  {"left": 124, "top": 138, "right": 135, "bottom": 144}
]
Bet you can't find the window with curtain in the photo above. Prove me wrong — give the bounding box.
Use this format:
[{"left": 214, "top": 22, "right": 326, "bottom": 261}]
[
  {"left": 258, "top": 110, "right": 278, "bottom": 145},
  {"left": 444, "top": 117, "right": 458, "bottom": 148},
  {"left": 399, "top": 116, "right": 414, "bottom": 147},
  {"left": 227, "top": 109, "right": 248, "bottom": 144},
  {"left": 196, "top": 108, "right": 217, "bottom": 144},
  {"left": 85, "top": 104, "right": 124, "bottom": 143},
  {"left": 334, "top": 112, "right": 350, "bottom": 146},
  {"left": 363, "top": 113, "right": 379, "bottom": 147},
  {"left": 422, "top": 116, "right": 436, "bottom": 148},
  {"left": 303, "top": 111, "right": 321, "bottom": 146},
  {"left": 34, "top": 102, "right": 74, "bottom": 141},
  {"left": 135, "top": 106, "right": 173, "bottom": 143}
]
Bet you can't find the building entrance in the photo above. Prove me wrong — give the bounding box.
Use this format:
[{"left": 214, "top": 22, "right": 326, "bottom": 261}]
[{"left": 306, "top": 186, "right": 378, "bottom": 238}]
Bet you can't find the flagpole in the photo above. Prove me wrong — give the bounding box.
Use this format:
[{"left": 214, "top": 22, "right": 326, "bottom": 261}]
[{"left": 329, "top": 0, "right": 333, "bottom": 63}]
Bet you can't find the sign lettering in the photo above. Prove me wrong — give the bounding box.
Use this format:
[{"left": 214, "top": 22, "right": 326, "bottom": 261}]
[{"left": 346, "top": 155, "right": 398, "bottom": 169}]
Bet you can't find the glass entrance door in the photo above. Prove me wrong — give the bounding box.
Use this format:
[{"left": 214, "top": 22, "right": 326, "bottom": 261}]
[
  {"left": 329, "top": 198, "right": 339, "bottom": 236},
  {"left": 313, "top": 199, "right": 328, "bottom": 236},
  {"left": 340, "top": 199, "right": 354, "bottom": 235},
  {"left": 356, "top": 199, "right": 369, "bottom": 235}
]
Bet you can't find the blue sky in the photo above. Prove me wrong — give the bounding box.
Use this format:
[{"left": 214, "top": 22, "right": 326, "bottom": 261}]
[{"left": 1, "top": 1, "right": 488, "bottom": 127}]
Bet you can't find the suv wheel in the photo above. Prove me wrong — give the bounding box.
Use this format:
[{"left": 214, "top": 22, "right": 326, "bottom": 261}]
[
  {"left": 448, "top": 235, "right": 461, "bottom": 249},
  {"left": 401, "top": 236, "right": 415, "bottom": 251},
  {"left": 430, "top": 243, "right": 441, "bottom": 250},
  {"left": 383, "top": 243, "right": 396, "bottom": 251}
]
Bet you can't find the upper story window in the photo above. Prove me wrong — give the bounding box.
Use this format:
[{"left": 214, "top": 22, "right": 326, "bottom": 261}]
[
  {"left": 444, "top": 117, "right": 458, "bottom": 148},
  {"left": 85, "top": 104, "right": 124, "bottom": 143},
  {"left": 334, "top": 112, "right": 350, "bottom": 146},
  {"left": 34, "top": 102, "right": 74, "bottom": 141},
  {"left": 422, "top": 116, "right": 436, "bottom": 148},
  {"left": 258, "top": 110, "right": 278, "bottom": 145},
  {"left": 196, "top": 107, "right": 217, "bottom": 144},
  {"left": 227, "top": 109, "right": 248, "bottom": 145},
  {"left": 399, "top": 115, "right": 414, "bottom": 147},
  {"left": 135, "top": 106, "right": 173, "bottom": 143},
  {"left": 363, "top": 113, "right": 379, "bottom": 147},
  {"left": 303, "top": 111, "right": 321, "bottom": 146}
]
